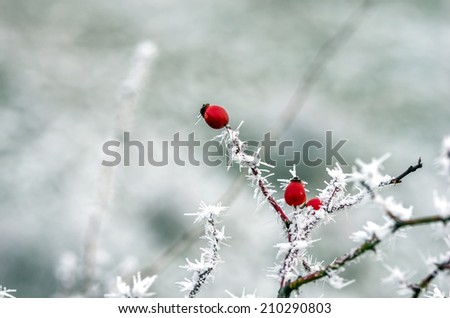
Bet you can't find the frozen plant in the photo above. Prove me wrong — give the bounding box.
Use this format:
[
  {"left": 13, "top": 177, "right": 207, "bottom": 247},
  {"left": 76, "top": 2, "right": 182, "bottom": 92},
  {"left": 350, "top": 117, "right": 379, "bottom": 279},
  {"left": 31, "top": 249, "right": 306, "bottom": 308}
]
[
  {"left": 177, "top": 202, "right": 229, "bottom": 298},
  {"left": 276, "top": 156, "right": 422, "bottom": 296},
  {"left": 195, "top": 104, "right": 450, "bottom": 298},
  {"left": 105, "top": 272, "right": 157, "bottom": 298}
]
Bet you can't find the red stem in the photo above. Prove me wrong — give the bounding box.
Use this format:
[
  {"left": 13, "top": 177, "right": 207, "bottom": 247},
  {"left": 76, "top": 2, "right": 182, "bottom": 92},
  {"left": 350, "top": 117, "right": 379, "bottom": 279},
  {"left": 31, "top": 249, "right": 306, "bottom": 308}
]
[{"left": 251, "top": 167, "right": 292, "bottom": 229}]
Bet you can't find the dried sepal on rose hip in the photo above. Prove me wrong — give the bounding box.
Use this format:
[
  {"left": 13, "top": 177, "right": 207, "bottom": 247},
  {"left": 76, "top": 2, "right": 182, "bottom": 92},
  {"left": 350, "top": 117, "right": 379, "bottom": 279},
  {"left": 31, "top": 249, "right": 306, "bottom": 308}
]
[
  {"left": 199, "top": 103, "right": 229, "bottom": 129},
  {"left": 306, "top": 197, "right": 322, "bottom": 211},
  {"left": 284, "top": 177, "right": 307, "bottom": 207}
]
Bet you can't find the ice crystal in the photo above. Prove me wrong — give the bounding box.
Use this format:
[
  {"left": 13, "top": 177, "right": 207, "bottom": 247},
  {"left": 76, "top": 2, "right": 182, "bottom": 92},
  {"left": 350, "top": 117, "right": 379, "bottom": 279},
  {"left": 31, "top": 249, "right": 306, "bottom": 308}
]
[
  {"left": 318, "top": 164, "right": 354, "bottom": 213},
  {"left": 433, "top": 191, "right": 450, "bottom": 218},
  {"left": 105, "top": 272, "right": 157, "bottom": 298},
  {"left": 351, "top": 154, "right": 392, "bottom": 189},
  {"left": 350, "top": 219, "right": 393, "bottom": 243},
  {"left": 350, "top": 230, "right": 372, "bottom": 243},
  {"left": 0, "top": 285, "right": 16, "bottom": 298},
  {"left": 277, "top": 165, "right": 309, "bottom": 191},
  {"left": 327, "top": 272, "right": 355, "bottom": 289},
  {"left": 378, "top": 196, "right": 413, "bottom": 221},
  {"left": 425, "top": 286, "right": 448, "bottom": 298},
  {"left": 225, "top": 288, "right": 258, "bottom": 298},
  {"left": 382, "top": 265, "right": 416, "bottom": 296},
  {"left": 185, "top": 201, "right": 227, "bottom": 224}
]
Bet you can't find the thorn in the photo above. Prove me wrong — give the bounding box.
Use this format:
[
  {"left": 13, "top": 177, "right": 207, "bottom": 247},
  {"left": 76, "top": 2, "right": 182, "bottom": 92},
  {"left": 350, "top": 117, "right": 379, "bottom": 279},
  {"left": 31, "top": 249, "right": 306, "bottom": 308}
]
[{"left": 194, "top": 114, "right": 202, "bottom": 125}]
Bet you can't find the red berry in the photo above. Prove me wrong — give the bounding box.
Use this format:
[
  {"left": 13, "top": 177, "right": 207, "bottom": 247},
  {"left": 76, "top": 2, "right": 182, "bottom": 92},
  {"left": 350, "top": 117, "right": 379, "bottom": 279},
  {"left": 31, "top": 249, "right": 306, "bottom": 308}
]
[
  {"left": 306, "top": 197, "right": 322, "bottom": 210},
  {"left": 284, "top": 177, "right": 307, "bottom": 207},
  {"left": 200, "top": 103, "right": 229, "bottom": 129}
]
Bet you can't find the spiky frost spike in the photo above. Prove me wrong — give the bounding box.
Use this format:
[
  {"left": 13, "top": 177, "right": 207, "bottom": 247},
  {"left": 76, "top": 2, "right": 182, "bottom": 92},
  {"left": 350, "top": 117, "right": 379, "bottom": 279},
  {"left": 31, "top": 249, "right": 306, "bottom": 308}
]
[{"left": 177, "top": 202, "right": 229, "bottom": 298}]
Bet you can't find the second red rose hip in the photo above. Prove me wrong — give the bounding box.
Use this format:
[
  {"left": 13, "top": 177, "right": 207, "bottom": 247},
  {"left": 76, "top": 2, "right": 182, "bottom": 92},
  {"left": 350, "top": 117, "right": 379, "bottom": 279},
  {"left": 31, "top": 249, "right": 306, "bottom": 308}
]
[{"left": 306, "top": 197, "right": 322, "bottom": 210}]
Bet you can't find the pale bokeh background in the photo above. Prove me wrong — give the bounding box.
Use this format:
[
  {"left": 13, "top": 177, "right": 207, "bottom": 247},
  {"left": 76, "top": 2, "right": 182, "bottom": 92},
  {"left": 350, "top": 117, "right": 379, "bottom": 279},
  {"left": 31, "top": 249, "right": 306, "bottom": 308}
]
[{"left": 0, "top": 0, "right": 449, "bottom": 297}]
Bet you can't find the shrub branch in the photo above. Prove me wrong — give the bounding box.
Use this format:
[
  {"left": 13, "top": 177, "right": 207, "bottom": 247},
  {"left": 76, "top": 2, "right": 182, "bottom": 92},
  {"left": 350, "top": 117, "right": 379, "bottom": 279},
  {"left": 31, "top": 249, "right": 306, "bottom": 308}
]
[{"left": 278, "top": 212, "right": 450, "bottom": 298}]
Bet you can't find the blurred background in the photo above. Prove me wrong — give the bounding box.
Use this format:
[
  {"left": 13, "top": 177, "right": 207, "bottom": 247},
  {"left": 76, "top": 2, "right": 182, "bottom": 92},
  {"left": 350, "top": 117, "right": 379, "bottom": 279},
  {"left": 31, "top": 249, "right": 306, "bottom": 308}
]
[{"left": 0, "top": 0, "right": 449, "bottom": 297}]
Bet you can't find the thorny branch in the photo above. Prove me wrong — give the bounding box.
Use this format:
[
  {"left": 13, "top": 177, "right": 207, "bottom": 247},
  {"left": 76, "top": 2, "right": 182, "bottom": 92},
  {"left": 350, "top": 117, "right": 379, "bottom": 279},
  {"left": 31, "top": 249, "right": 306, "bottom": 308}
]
[{"left": 225, "top": 126, "right": 292, "bottom": 230}]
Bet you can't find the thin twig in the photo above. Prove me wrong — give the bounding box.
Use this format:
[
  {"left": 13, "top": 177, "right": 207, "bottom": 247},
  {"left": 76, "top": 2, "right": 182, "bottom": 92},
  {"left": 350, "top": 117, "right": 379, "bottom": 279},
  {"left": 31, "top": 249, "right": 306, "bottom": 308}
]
[
  {"left": 411, "top": 257, "right": 450, "bottom": 298},
  {"left": 390, "top": 158, "right": 423, "bottom": 185},
  {"left": 392, "top": 213, "right": 448, "bottom": 232}
]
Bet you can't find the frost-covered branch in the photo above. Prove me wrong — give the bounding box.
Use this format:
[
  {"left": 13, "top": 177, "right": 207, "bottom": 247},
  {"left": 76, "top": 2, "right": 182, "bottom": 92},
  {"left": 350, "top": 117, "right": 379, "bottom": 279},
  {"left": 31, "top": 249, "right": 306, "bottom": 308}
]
[
  {"left": 105, "top": 272, "right": 157, "bottom": 298},
  {"left": 274, "top": 156, "right": 422, "bottom": 296},
  {"left": 275, "top": 206, "right": 319, "bottom": 288},
  {"left": 278, "top": 234, "right": 379, "bottom": 297},
  {"left": 278, "top": 211, "right": 450, "bottom": 298},
  {"left": 320, "top": 156, "right": 422, "bottom": 215},
  {"left": 177, "top": 202, "right": 229, "bottom": 298}
]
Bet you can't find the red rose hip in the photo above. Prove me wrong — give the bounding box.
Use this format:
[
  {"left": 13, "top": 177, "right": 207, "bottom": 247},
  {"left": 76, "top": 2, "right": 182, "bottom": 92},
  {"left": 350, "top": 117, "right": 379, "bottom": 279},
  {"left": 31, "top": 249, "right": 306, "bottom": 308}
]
[
  {"left": 306, "top": 197, "right": 322, "bottom": 210},
  {"left": 284, "top": 177, "right": 307, "bottom": 207},
  {"left": 200, "top": 103, "right": 229, "bottom": 129}
]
